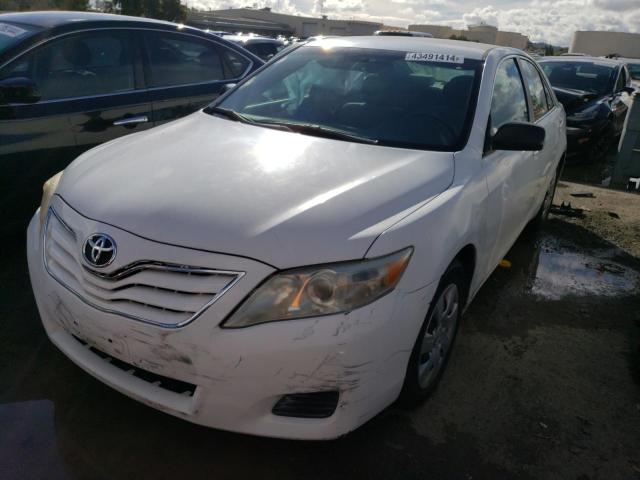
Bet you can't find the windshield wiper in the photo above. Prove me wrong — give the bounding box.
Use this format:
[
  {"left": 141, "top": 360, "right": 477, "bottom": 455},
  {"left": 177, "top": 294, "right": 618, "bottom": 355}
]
[
  {"left": 207, "top": 107, "right": 293, "bottom": 132},
  {"left": 259, "top": 121, "right": 379, "bottom": 145},
  {"left": 207, "top": 109, "right": 378, "bottom": 144},
  {"left": 206, "top": 106, "right": 256, "bottom": 124}
]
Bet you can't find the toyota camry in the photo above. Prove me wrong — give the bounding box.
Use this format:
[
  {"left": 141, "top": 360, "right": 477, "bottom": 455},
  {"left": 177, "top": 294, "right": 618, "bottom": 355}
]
[{"left": 27, "top": 37, "right": 566, "bottom": 440}]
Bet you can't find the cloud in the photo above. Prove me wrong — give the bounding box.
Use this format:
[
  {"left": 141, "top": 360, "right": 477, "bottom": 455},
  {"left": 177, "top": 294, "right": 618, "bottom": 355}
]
[
  {"left": 449, "top": 1, "right": 640, "bottom": 44},
  {"left": 591, "top": 0, "right": 639, "bottom": 11},
  {"left": 187, "top": 0, "right": 640, "bottom": 46}
]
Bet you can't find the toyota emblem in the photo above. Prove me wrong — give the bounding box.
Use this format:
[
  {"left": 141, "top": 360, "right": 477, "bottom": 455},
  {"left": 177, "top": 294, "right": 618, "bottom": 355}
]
[{"left": 83, "top": 233, "right": 117, "bottom": 268}]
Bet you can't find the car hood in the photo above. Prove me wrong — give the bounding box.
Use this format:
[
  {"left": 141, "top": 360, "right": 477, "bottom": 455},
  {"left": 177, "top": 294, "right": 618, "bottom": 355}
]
[
  {"left": 58, "top": 112, "right": 454, "bottom": 268},
  {"left": 552, "top": 86, "right": 601, "bottom": 112}
]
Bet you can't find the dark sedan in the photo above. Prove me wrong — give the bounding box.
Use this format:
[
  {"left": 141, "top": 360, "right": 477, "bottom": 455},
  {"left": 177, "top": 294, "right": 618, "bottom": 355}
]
[
  {"left": 0, "top": 11, "right": 263, "bottom": 236},
  {"left": 539, "top": 57, "right": 633, "bottom": 162}
]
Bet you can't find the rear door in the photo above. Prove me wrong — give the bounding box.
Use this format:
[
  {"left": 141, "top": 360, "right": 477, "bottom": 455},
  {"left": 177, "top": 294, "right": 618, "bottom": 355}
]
[
  {"left": 141, "top": 31, "right": 254, "bottom": 126},
  {"left": 65, "top": 29, "right": 154, "bottom": 153}
]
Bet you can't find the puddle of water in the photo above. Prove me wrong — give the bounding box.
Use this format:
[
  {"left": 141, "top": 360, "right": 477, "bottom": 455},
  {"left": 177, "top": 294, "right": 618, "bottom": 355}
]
[{"left": 531, "top": 247, "right": 640, "bottom": 300}]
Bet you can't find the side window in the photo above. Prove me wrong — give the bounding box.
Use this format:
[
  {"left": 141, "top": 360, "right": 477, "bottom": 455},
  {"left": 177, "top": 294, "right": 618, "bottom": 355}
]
[
  {"left": 0, "top": 31, "right": 135, "bottom": 101},
  {"left": 220, "top": 48, "right": 251, "bottom": 79},
  {"left": 248, "top": 43, "right": 279, "bottom": 61},
  {"left": 144, "top": 32, "right": 225, "bottom": 87},
  {"left": 519, "top": 59, "right": 551, "bottom": 120},
  {"left": 490, "top": 58, "right": 529, "bottom": 133}
]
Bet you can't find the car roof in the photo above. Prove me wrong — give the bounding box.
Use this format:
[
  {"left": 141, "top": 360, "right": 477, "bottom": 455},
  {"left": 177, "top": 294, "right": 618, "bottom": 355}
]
[
  {"left": 304, "top": 36, "right": 497, "bottom": 60},
  {"left": 223, "top": 35, "right": 283, "bottom": 44},
  {"left": 539, "top": 56, "right": 623, "bottom": 67},
  {"left": 0, "top": 10, "right": 177, "bottom": 29}
]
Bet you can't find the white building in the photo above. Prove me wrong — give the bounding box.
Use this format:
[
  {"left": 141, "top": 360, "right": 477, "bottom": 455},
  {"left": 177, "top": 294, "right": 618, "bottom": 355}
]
[
  {"left": 188, "top": 8, "right": 382, "bottom": 38},
  {"left": 407, "top": 23, "right": 529, "bottom": 50},
  {"left": 570, "top": 31, "right": 640, "bottom": 59}
]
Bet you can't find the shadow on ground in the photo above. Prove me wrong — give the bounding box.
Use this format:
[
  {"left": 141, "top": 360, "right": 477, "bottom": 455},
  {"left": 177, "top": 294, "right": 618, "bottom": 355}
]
[{"left": 1, "top": 219, "right": 639, "bottom": 480}]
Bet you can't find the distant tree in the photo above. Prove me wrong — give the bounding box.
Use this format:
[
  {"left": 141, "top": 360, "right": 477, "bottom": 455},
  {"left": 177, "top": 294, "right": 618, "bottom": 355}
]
[
  {"left": 0, "top": 0, "right": 88, "bottom": 10},
  {"left": 161, "top": 0, "right": 185, "bottom": 22},
  {"left": 114, "top": 0, "right": 144, "bottom": 16},
  {"left": 113, "top": 0, "right": 185, "bottom": 21},
  {"left": 449, "top": 34, "right": 470, "bottom": 42},
  {"left": 544, "top": 44, "right": 554, "bottom": 56}
]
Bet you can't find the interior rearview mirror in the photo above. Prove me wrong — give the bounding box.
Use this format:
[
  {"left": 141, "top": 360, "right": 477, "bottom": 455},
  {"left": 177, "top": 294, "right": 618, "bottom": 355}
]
[
  {"left": 492, "top": 122, "right": 545, "bottom": 151},
  {"left": 0, "top": 77, "right": 41, "bottom": 105}
]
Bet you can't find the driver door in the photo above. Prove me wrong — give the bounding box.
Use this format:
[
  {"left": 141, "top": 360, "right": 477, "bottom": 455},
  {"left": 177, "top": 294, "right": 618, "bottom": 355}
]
[
  {"left": 482, "top": 57, "right": 534, "bottom": 268},
  {"left": 0, "top": 29, "right": 152, "bottom": 234}
]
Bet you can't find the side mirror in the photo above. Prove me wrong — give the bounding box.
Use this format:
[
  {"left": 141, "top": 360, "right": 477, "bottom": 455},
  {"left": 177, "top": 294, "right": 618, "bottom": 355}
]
[
  {"left": 0, "top": 77, "right": 41, "bottom": 104},
  {"left": 221, "top": 83, "right": 236, "bottom": 94},
  {"left": 492, "top": 122, "right": 545, "bottom": 151}
]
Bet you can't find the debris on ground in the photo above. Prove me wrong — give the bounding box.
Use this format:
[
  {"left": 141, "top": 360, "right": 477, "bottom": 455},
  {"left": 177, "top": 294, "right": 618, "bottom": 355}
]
[
  {"left": 553, "top": 182, "right": 640, "bottom": 257},
  {"left": 570, "top": 192, "right": 595, "bottom": 198},
  {"left": 550, "top": 202, "right": 585, "bottom": 218},
  {"left": 607, "top": 211, "right": 621, "bottom": 219}
]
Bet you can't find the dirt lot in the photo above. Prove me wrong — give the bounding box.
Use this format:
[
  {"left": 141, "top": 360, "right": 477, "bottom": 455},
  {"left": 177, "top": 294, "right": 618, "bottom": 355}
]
[
  {"left": 554, "top": 181, "right": 640, "bottom": 258},
  {"left": 1, "top": 184, "right": 639, "bottom": 480}
]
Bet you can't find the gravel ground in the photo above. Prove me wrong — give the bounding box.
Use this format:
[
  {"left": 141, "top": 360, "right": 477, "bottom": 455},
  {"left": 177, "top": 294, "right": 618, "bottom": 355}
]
[
  {"left": 1, "top": 188, "right": 639, "bottom": 480},
  {"left": 554, "top": 181, "right": 640, "bottom": 258}
]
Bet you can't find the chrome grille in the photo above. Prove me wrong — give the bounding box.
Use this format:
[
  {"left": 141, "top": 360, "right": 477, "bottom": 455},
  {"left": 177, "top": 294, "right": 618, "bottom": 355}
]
[{"left": 43, "top": 208, "right": 244, "bottom": 327}]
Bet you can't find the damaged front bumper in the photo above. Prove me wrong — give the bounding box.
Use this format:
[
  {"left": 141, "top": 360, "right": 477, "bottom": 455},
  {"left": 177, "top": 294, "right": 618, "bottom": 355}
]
[
  {"left": 565, "top": 119, "right": 609, "bottom": 157},
  {"left": 27, "top": 201, "right": 435, "bottom": 440}
]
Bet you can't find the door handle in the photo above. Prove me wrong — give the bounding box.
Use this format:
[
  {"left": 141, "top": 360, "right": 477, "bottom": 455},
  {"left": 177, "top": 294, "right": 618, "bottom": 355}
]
[{"left": 113, "top": 115, "right": 148, "bottom": 127}]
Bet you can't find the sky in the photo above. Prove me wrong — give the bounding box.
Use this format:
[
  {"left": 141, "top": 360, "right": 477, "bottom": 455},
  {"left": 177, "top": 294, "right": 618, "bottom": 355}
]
[{"left": 186, "top": 0, "right": 640, "bottom": 46}]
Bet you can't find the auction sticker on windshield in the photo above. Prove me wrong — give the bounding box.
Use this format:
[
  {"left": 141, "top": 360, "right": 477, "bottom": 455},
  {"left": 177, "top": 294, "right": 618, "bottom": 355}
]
[
  {"left": 0, "top": 23, "right": 27, "bottom": 37},
  {"left": 405, "top": 52, "right": 464, "bottom": 63}
]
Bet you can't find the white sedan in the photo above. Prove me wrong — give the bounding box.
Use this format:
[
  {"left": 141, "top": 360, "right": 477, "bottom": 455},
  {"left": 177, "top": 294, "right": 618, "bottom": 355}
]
[{"left": 27, "top": 37, "right": 566, "bottom": 440}]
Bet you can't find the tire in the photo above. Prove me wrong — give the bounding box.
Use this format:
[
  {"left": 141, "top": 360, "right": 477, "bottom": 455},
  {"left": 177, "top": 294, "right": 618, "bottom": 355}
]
[
  {"left": 528, "top": 166, "right": 559, "bottom": 232},
  {"left": 400, "top": 260, "right": 467, "bottom": 406}
]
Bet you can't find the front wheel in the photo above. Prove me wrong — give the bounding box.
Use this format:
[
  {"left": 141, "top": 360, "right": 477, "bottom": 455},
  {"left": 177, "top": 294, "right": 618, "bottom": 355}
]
[{"left": 400, "top": 261, "right": 466, "bottom": 405}]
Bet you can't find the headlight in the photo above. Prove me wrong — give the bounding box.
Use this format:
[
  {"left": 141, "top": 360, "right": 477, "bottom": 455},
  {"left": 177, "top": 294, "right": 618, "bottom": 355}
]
[
  {"left": 39, "top": 171, "right": 63, "bottom": 226},
  {"left": 567, "top": 105, "right": 600, "bottom": 121},
  {"left": 223, "top": 247, "right": 413, "bottom": 328}
]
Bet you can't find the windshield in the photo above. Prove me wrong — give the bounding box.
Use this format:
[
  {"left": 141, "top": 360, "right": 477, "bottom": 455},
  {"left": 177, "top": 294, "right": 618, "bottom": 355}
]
[
  {"left": 627, "top": 63, "right": 640, "bottom": 81},
  {"left": 0, "top": 22, "right": 41, "bottom": 55},
  {"left": 540, "top": 61, "right": 615, "bottom": 95},
  {"left": 214, "top": 46, "right": 482, "bottom": 151}
]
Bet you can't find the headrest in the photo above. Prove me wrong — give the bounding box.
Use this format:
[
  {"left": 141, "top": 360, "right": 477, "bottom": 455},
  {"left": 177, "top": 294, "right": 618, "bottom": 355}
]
[{"left": 443, "top": 75, "right": 474, "bottom": 103}]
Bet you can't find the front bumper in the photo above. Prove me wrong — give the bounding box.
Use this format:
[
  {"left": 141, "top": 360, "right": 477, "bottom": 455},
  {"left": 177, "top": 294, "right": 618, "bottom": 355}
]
[{"left": 27, "top": 204, "right": 435, "bottom": 440}]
